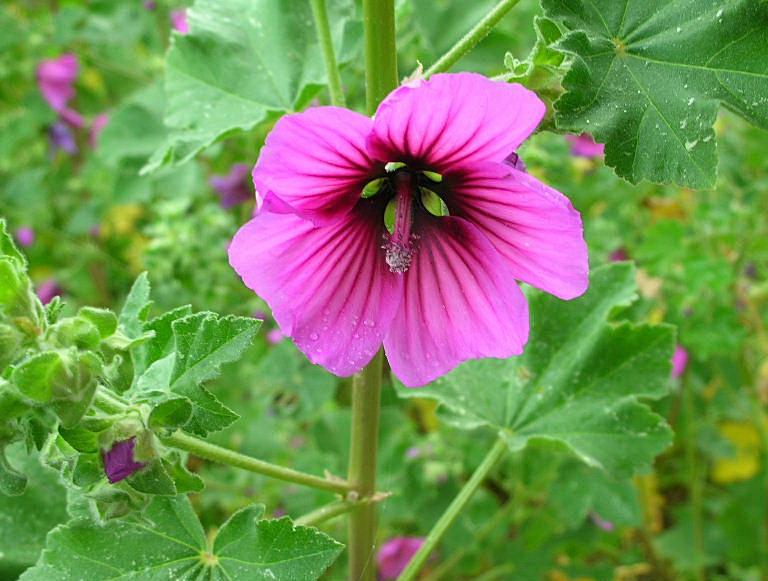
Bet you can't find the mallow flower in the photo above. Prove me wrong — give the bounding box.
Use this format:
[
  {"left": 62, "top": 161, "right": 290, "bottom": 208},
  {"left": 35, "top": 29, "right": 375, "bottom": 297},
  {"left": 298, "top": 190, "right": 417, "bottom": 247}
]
[
  {"left": 672, "top": 345, "right": 688, "bottom": 378},
  {"left": 229, "top": 73, "right": 588, "bottom": 387},
  {"left": 36, "top": 54, "right": 83, "bottom": 128},
  {"left": 377, "top": 537, "right": 425, "bottom": 580},
  {"left": 566, "top": 133, "right": 605, "bottom": 158},
  {"left": 171, "top": 9, "right": 189, "bottom": 34},
  {"left": 209, "top": 163, "right": 252, "bottom": 208}
]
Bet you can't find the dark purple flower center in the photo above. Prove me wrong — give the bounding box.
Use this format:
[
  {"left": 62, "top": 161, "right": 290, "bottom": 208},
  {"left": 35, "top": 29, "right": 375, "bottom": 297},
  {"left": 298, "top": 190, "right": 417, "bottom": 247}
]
[{"left": 365, "top": 165, "right": 448, "bottom": 274}]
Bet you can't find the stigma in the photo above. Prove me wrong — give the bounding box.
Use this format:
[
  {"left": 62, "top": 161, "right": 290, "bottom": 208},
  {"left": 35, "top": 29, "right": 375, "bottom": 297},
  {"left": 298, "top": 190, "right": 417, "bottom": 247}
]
[{"left": 383, "top": 171, "right": 419, "bottom": 273}]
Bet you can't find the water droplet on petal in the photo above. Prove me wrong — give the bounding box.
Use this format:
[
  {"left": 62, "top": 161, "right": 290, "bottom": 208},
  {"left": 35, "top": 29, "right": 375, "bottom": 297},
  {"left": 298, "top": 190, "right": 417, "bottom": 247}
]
[{"left": 310, "top": 332, "right": 319, "bottom": 341}]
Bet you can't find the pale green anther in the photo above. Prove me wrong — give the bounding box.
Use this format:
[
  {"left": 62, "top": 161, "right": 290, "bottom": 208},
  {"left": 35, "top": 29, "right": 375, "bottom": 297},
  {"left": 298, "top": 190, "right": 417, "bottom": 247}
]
[
  {"left": 385, "top": 161, "right": 406, "bottom": 173},
  {"left": 420, "top": 187, "right": 449, "bottom": 217},
  {"left": 422, "top": 170, "right": 443, "bottom": 183},
  {"left": 361, "top": 178, "right": 386, "bottom": 198},
  {"left": 384, "top": 199, "right": 397, "bottom": 234}
]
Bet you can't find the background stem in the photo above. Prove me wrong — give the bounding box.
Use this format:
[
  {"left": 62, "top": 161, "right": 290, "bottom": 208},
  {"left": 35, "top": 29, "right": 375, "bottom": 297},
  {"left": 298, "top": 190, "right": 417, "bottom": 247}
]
[
  {"left": 398, "top": 437, "right": 508, "bottom": 581},
  {"left": 309, "top": 0, "right": 346, "bottom": 107},
  {"left": 347, "top": 350, "right": 385, "bottom": 581},
  {"left": 362, "top": 0, "right": 398, "bottom": 116},
  {"left": 424, "top": 0, "right": 521, "bottom": 78}
]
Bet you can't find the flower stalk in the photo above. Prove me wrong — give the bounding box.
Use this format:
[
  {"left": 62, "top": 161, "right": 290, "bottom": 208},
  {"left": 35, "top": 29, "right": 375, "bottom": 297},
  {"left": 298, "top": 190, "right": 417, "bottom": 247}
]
[
  {"left": 309, "top": 0, "right": 346, "bottom": 107},
  {"left": 423, "top": 0, "right": 521, "bottom": 78},
  {"left": 347, "top": 349, "right": 385, "bottom": 581},
  {"left": 397, "top": 436, "right": 508, "bottom": 581}
]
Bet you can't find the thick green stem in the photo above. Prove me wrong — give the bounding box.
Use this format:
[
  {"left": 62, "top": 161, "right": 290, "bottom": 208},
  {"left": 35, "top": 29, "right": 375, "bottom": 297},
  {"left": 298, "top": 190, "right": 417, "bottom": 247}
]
[
  {"left": 363, "top": 0, "right": 398, "bottom": 115},
  {"left": 424, "top": 0, "right": 521, "bottom": 78},
  {"left": 93, "top": 389, "right": 350, "bottom": 495},
  {"left": 397, "top": 437, "right": 508, "bottom": 581},
  {"left": 309, "top": 0, "right": 346, "bottom": 107},
  {"left": 346, "top": 350, "right": 385, "bottom": 581},
  {"left": 163, "top": 431, "right": 350, "bottom": 495}
]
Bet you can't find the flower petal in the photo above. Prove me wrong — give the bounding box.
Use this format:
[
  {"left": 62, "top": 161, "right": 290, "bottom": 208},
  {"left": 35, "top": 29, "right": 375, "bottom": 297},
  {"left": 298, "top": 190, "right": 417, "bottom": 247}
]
[
  {"left": 384, "top": 216, "right": 529, "bottom": 387},
  {"left": 229, "top": 204, "right": 402, "bottom": 376},
  {"left": 368, "top": 73, "right": 545, "bottom": 171},
  {"left": 448, "top": 162, "right": 589, "bottom": 300},
  {"left": 253, "top": 107, "right": 378, "bottom": 225}
]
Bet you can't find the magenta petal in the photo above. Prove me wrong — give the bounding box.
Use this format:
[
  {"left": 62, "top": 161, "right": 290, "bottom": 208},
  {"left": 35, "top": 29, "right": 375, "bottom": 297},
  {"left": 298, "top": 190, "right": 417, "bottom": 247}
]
[
  {"left": 102, "top": 438, "right": 145, "bottom": 483},
  {"left": 253, "top": 107, "right": 376, "bottom": 225},
  {"left": 36, "top": 54, "right": 78, "bottom": 112},
  {"left": 229, "top": 208, "right": 403, "bottom": 377},
  {"left": 384, "top": 216, "right": 529, "bottom": 387},
  {"left": 566, "top": 133, "right": 605, "bottom": 158},
  {"left": 450, "top": 162, "right": 589, "bottom": 300},
  {"left": 368, "top": 73, "right": 546, "bottom": 171},
  {"left": 377, "top": 537, "right": 425, "bottom": 580}
]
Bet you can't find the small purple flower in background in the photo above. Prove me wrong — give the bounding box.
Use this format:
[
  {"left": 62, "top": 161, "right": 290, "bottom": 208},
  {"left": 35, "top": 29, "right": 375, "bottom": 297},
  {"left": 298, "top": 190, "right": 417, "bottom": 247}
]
[
  {"left": 590, "top": 512, "right": 615, "bottom": 532},
  {"left": 377, "top": 537, "right": 425, "bottom": 580},
  {"left": 405, "top": 446, "right": 422, "bottom": 460},
  {"left": 171, "top": 9, "right": 189, "bottom": 34},
  {"left": 89, "top": 113, "right": 109, "bottom": 148},
  {"left": 609, "top": 247, "right": 628, "bottom": 262},
  {"left": 229, "top": 73, "right": 588, "bottom": 387},
  {"left": 36, "top": 279, "right": 63, "bottom": 304},
  {"left": 102, "top": 438, "right": 146, "bottom": 483},
  {"left": 48, "top": 121, "right": 78, "bottom": 155},
  {"left": 566, "top": 133, "right": 605, "bottom": 158},
  {"left": 266, "top": 328, "right": 285, "bottom": 345},
  {"left": 15, "top": 227, "right": 35, "bottom": 248},
  {"left": 210, "top": 163, "right": 252, "bottom": 208},
  {"left": 36, "top": 54, "right": 78, "bottom": 113},
  {"left": 144, "top": 0, "right": 157, "bottom": 9},
  {"left": 672, "top": 345, "right": 689, "bottom": 378}
]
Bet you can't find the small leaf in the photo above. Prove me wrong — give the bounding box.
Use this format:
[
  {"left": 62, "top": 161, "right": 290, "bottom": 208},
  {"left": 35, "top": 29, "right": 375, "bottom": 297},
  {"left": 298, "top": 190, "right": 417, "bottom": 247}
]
[
  {"left": 77, "top": 307, "right": 118, "bottom": 339},
  {"left": 118, "top": 273, "right": 151, "bottom": 340},
  {"left": 148, "top": 397, "right": 193, "bottom": 430},
  {"left": 12, "top": 352, "right": 65, "bottom": 403},
  {"left": 127, "top": 461, "right": 177, "bottom": 496}
]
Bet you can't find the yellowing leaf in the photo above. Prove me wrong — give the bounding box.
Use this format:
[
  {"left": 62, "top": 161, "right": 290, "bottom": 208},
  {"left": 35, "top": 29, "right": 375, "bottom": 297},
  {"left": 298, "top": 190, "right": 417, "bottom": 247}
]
[{"left": 711, "top": 421, "right": 762, "bottom": 484}]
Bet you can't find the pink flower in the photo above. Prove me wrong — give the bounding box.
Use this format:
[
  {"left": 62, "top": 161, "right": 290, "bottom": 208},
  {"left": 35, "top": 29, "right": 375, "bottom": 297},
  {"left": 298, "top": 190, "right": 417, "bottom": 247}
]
[
  {"left": 209, "top": 163, "right": 253, "bottom": 208},
  {"left": 48, "top": 121, "right": 78, "bottom": 155},
  {"left": 266, "top": 328, "right": 285, "bottom": 344},
  {"left": 171, "top": 9, "right": 189, "bottom": 34},
  {"left": 15, "top": 227, "right": 35, "bottom": 247},
  {"left": 377, "top": 537, "right": 425, "bottom": 580},
  {"left": 229, "top": 73, "right": 588, "bottom": 387},
  {"left": 89, "top": 113, "right": 109, "bottom": 148},
  {"left": 672, "top": 345, "right": 688, "bottom": 378},
  {"left": 590, "top": 512, "right": 615, "bottom": 532},
  {"left": 36, "top": 279, "right": 63, "bottom": 304},
  {"left": 37, "top": 54, "right": 78, "bottom": 113},
  {"left": 566, "top": 133, "right": 605, "bottom": 158}
]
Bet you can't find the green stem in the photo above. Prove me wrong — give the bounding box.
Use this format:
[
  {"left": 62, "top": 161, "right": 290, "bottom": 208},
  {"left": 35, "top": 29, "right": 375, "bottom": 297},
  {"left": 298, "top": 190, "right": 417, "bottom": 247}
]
[
  {"left": 346, "top": 350, "right": 385, "bottom": 581},
  {"left": 423, "top": 501, "right": 514, "bottom": 581},
  {"left": 423, "top": 0, "right": 521, "bottom": 78},
  {"left": 309, "top": 0, "right": 346, "bottom": 107},
  {"left": 362, "top": 0, "right": 398, "bottom": 115},
  {"left": 93, "top": 389, "right": 350, "bottom": 495},
  {"left": 163, "top": 431, "right": 350, "bottom": 495},
  {"left": 296, "top": 499, "right": 356, "bottom": 527},
  {"left": 398, "top": 437, "right": 508, "bottom": 581}
]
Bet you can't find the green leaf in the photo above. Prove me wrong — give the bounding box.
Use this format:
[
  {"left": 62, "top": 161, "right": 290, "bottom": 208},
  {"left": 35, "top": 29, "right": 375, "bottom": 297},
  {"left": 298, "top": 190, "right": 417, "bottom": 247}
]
[
  {"left": 170, "top": 312, "right": 261, "bottom": 389},
  {"left": 77, "top": 308, "right": 118, "bottom": 339},
  {"left": 148, "top": 397, "right": 193, "bottom": 430},
  {"left": 21, "top": 497, "right": 343, "bottom": 580},
  {"left": 132, "top": 313, "right": 260, "bottom": 435},
  {"left": 118, "top": 273, "right": 151, "bottom": 340},
  {"left": 127, "top": 460, "right": 177, "bottom": 496},
  {"left": 143, "top": 0, "right": 358, "bottom": 172},
  {"left": 0, "top": 446, "right": 68, "bottom": 574},
  {"left": 0, "top": 220, "right": 24, "bottom": 265},
  {"left": 542, "top": 0, "right": 768, "bottom": 188},
  {"left": 395, "top": 264, "right": 675, "bottom": 476},
  {"left": 0, "top": 449, "right": 27, "bottom": 496},
  {"left": 12, "top": 352, "right": 65, "bottom": 403}
]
